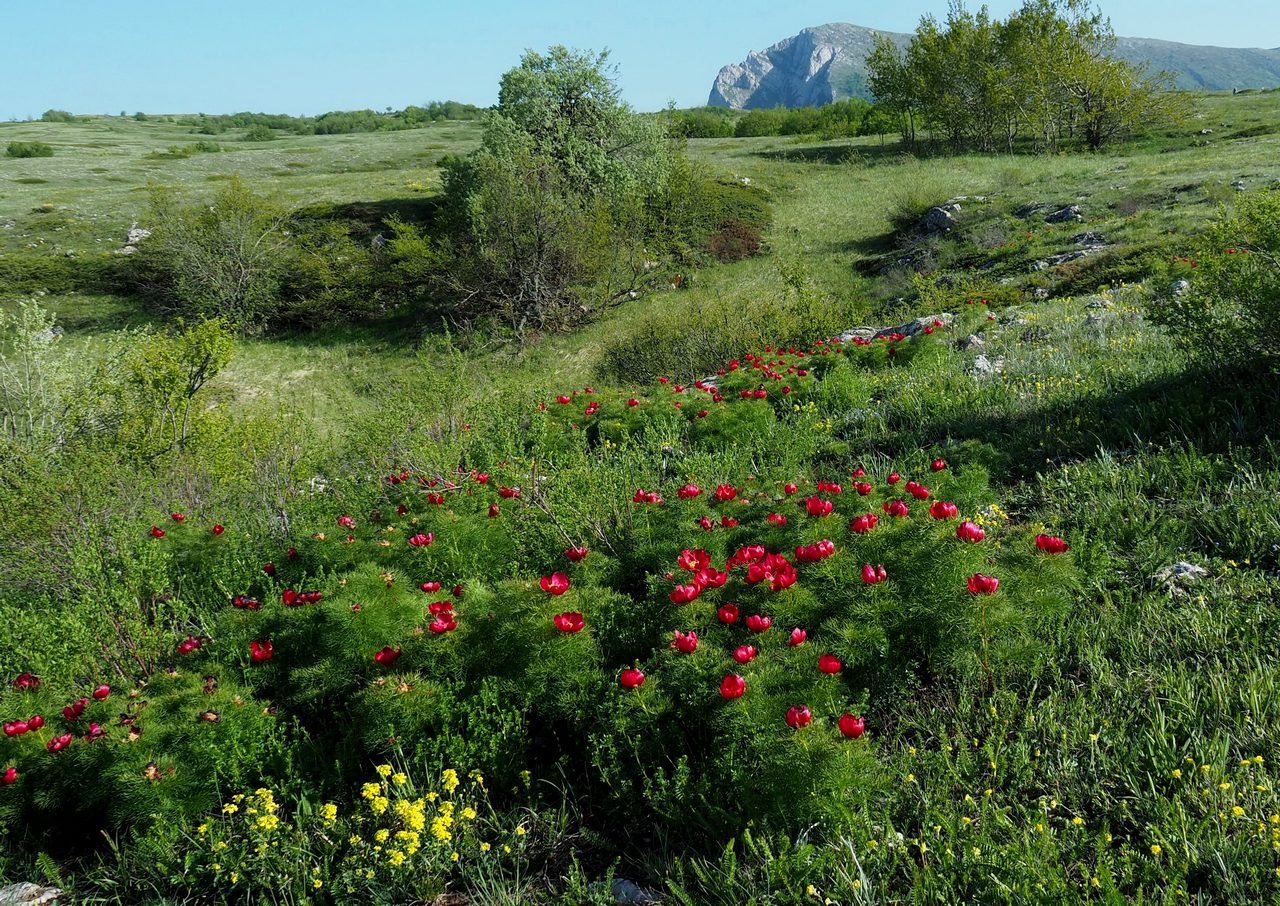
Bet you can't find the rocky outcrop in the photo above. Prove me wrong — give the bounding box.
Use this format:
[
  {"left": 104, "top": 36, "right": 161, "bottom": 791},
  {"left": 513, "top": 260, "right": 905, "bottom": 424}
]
[{"left": 710, "top": 23, "right": 1280, "bottom": 109}]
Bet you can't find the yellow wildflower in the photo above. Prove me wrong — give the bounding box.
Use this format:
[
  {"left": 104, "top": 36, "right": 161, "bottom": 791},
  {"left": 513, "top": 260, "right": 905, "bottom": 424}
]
[
  {"left": 375, "top": 829, "right": 390, "bottom": 843},
  {"left": 376, "top": 764, "right": 393, "bottom": 779},
  {"left": 320, "top": 803, "right": 338, "bottom": 824},
  {"left": 222, "top": 803, "right": 239, "bottom": 815},
  {"left": 392, "top": 772, "right": 407, "bottom": 786},
  {"left": 442, "top": 769, "right": 460, "bottom": 793}
]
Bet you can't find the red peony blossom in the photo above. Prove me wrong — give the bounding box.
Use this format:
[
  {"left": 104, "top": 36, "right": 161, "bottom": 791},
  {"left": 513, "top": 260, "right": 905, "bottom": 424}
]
[
  {"left": 627, "top": 398, "right": 639, "bottom": 407},
  {"left": 783, "top": 483, "right": 799, "bottom": 495},
  {"left": 906, "top": 481, "right": 930, "bottom": 500},
  {"left": 262, "top": 562, "right": 276, "bottom": 576},
  {"left": 429, "top": 615, "right": 458, "bottom": 633},
  {"left": 62, "top": 698, "right": 87, "bottom": 721},
  {"left": 1036, "top": 534, "right": 1070, "bottom": 554},
  {"left": 695, "top": 567, "right": 728, "bottom": 589},
  {"left": 47, "top": 734, "right": 73, "bottom": 753},
  {"left": 540, "top": 573, "right": 571, "bottom": 596},
  {"left": 733, "top": 645, "right": 758, "bottom": 664},
  {"left": 785, "top": 705, "right": 813, "bottom": 729},
  {"left": 337, "top": 515, "right": 356, "bottom": 529},
  {"left": 766, "top": 512, "right": 788, "bottom": 527},
  {"left": 553, "top": 612, "right": 585, "bottom": 633},
  {"left": 488, "top": 503, "right": 500, "bottom": 518},
  {"left": 677, "top": 549, "right": 711, "bottom": 572},
  {"left": 250, "top": 639, "right": 274, "bottom": 662},
  {"left": 27, "top": 715, "right": 43, "bottom": 730},
  {"left": 150, "top": 526, "right": 165, "bottom": 539},
  {"left": 854, "top": 482, "right": 873, "bottom": 496},
  {"left": 930, "top": 459, "right": 947, "bottom": 472},
  {"left": 968, "top": 574, "right": 1000, "bottom": 595},
  {"left": 839, "top": 713, "right": 867, "bottom": 738},
  {"left": 929, "top": 501, "right": 959, "bottom": 520},
  {"left": 956, "top": 521, "right": 986, "bottom": 543},
  {"left": 452, "top": 583, "right": 465, "bottom": 598},
  {"left": 818, "top": 654, "right": 842, "bottom": 674},
  {"left": 374, "top": 646, "right": 402, "bottom": 666},
  {"left": 619, "top": 668, "right": 646, "bottom": 689},
  {"left": 212, "top": 524, "right": 225, "bottom": 535},
  {"left": 408, "top": 533, "right": 434, "bottom": 547},
  {"left": 282, "top": 589, "right": 299, "bottom": 606},
  {"left": 795, "top": 540, "right": 836, "bottom": 563},
  {"left": 861, "top": 564, "right": 888, "bottom": 584},
  {"left": 788, "top": 627, "right": 807, "bottom": 647},
  {"left": 849, "top": 513, "right": 880, "bottom": 534},
  {"left": 170, "top": 512, "right": 185, "bottom": 522},
  {"left": 420, "top": 581, "right": 441, "bottom": 593},
  {"left": 804, "top": 496, "right": 834, "bottom": 518},
  {"left": 883, "top": 499, "right": 909, "bottom": 518},
  {"left": 177, "top": 635, "right": 203, "bottom": 655},
  {"left": 1, "top": 767, "right": 16, "bottom": 785},
  {"left": 719, "top": 516, "right": 738, "bottom": 528},
  {"left": 717, "top": 604, "right": 739, "bottom": 625},
  {"left": 719, "top": 674, "right": 746, "bottom": 699},
  {"left": 887, "top": 472, "right": 901, "bottom": 485},
  {"left": 745, "top": 614, "right": 773, "bottom": 633},
  {"left": 499, "top": 486, "right": 521, "bottom": 499},
  {"left": 715, "top": 484, "right": 738, "bottom": 501},
  {"left": 428, "top": 601, "right": 453, "bottom": 616},
  {"left": 92, "top": 684, "right": 110, "bottom": 701},
  {"left": 697, "top": 516, "right": 714, "bottom": 531},
  {"left": 669, "top": 583, "right": 700, "bottom": 604},
  {"left": 11, "top": 672, "right": 40, "bottom": 691},
  {"left": 3, "top": 721, "right": 27, "bottom": 737},
  {"left": 671, "top": 630, "right": 698, "bottom": 654},
  {"left": 677, "top": 484, "right": 702, "bottom": 499},
  {"left": 565, "top": 546, "right": 589, "bottom": 562}
]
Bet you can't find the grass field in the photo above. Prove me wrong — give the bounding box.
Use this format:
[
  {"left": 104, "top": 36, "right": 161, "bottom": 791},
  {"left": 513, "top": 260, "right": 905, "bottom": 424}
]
[{"left": 2, "top": 93, "right": 1280, "bottom": 903}]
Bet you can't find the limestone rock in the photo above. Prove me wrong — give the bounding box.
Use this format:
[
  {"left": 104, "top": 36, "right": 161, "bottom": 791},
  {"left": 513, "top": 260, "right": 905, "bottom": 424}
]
[
  {"left": 0, "top": 884, "right": 65, "bottom": 906},
  {"left": 920, "top": 206, "right": 959, "bottom": 235},
  {"left": 1045, "top": 204, "right": 1083, "bottom": 224}
]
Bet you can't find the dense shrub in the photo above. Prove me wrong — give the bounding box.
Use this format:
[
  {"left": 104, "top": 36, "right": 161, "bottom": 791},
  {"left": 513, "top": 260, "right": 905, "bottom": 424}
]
[
  {"left": 241, "top": 123, "right": 276, "bottom": 142},
  {"left": 1151, "top": 188, "right": 1280, "bottom": 368},
  {"left": 668, "top": 106, "right": 737, "bottom": 139},
  {"left": 5, "top": 141, "right": 54, "bottom": 158},
  {"left": 39, "top": 109, "right": 75, "bottom": 123}
]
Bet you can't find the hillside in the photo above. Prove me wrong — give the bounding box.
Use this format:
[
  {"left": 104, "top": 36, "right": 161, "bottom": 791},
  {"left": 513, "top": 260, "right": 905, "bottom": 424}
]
[{"left": 709, "top": 22, "right": 1280, "bottom": 108}]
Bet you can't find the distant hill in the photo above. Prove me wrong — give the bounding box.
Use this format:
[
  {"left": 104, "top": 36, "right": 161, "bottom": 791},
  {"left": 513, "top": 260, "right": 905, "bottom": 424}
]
[{"left": 708, "top": 23, "right": 1280, "bottom": 109}]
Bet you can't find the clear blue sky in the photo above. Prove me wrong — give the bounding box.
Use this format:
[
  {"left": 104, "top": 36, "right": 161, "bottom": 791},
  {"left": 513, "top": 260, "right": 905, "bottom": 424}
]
[{"left": 3, "top": 1, "right": 1277, "bottom": 119}]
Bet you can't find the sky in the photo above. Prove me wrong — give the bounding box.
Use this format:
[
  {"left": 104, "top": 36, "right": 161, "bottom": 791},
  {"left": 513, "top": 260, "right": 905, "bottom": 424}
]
[{"left": 2, "top": 1, "right": 1278, "bottom": 119}]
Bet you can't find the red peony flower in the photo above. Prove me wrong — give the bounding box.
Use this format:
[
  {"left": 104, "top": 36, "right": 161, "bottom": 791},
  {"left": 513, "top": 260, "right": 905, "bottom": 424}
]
[
  {"left": 619, "top": 667, "right": 645, "bottom": 689},
  {"left": 854, "top": 482, "right": 873, "bottom": 496},
  {"left": 540, "top": 573, "right": 571, "bottom": 596},
  {"left": 883, "top": 499, "right": 909, "bottom": 518},
  {"left": 27, "top": 715, "right": 43, "bottom": 730},
  {"left": 783, "top": 483, "right": 799, "bottom": 495},
  {"left": 262, "top": 562, "right": 276, "bottom": 576},
  {"left": 929, "top": 501, "right": 959, "bottom": 520},
  {"left": 452, "top": 583, "right": 465, "bottom": 598},
  {"left": 795, "top": 540, "right": 836, "bottom": 563},
  {"left": 861, "top": 564, "right": 887, "bottom": 584},
  {"left": 63, "top": 698, "right": 87, "bottom": 721},
  {"left": 150, "top": 526, "right": 165, "bottom": 539},
  {"left": 677, "top": 484, "right": 702, "bottom": 499},
  {"left": 627, "top": 398, "right": 639, "bottom": 407},
  {"left": 967, "top": 574, "right": 1000, "bottom": 595},
  {"left": 92, "top": 684, "right": 110, "bottom": 701},
  {"left": 717, "top": 604, "right": 739, "bottom": 625},
  {"left": 1035, "top": 534, "right": 1070, "bottom": 554},
  {"left": 732, "top": 645, "right": 758, "bottom": 664},
  {"left": 930, "top": 459, "right": 947, "bottom": 472},
  {"left": 788, "top": 627, "right": 807, "bottom": 647},
  {"left": 838, "top": 713, "right": 866, "bottom": 738},
  {"left": 3, "top": 721, "right": 27, "bottom": 737},
  {"left": 212, "top": 524, "right": 225, "bottom": 535},
  {"left": 11, "top": 672, "right": 40, "bottom": 691},
  {"left": 488, "top": 503, "right": 500, "bottom": 518},
  {"left": 669, "top": 583, "right": 700, "bottom": 604},
  {"left": 677, "top": 549, "right": 711, "bottom": 572},
  {"left": 887, "top": 472, "right": 901, "bottom": 485},
  {"left": 408, "top": 533, "right": 434, "bottom": 547},
  {"left": 956, "top": 521, "right": 986, "bottom": 543},
  {"left": 766, "top": 512, "right": 788, "bottom": 527},
  {"left": 719, "top": 674, "right": 746, "bottom": 699},
  {"left": 170, "top": 512, "right": 185, "bottom": 522},
  {"left": 420, "top": 581, "right": 441, "bottom": 593},
  {"left": 282, "top": 589, "right": 299, "bottom": 606},
  {"left": 429, "top": 615, "right": 458, "bottom": 633},
  {"left": 906, "top": 481, "right": 930, "bottom": 500},
  {"left": 337, "top": 515, "right": 356, "bottom": 529},
  {"left": 785, "top": 705, "right": 813, "bottom": 729},
  {"left": 715, "top": 484, "right": 738, "bottom": 501},
  {"left": 804, "top": 496, "right": 834, "bottom": 518},
  {"left": 1, "top": 767, "right": 16, "bottom": 785},
  {"left": 671, "top": 630, "right": 698, "bottom": 654},
  {"left": 47, "top": 734, "right": 73, "bottom": 753},
  {"left": 852, "top": 467, "right": 866, "bottom": 478},
  {"left": 499, "top": 486, "right": 521, "bottom": 499},
  {"left": 695, "top": 567, "right": 727, "bottom": 589},
  {"left": 374, "top": 646, "right": 402, "bottom": 666},
  {"left": 849, "top": 513, "right": 880, "bottom": 534},
  {"left": 745, "top": 614, "right": 772, "bottom": 633},
  {"left": 565, "top": 546, "right": 589, "bottom": 562},
  {"left": 250, "top": 639, "right": 274, "bottom": 662},
  {"left": 818, "top": 654, "right": 842, "bottom": 674},
  {"left": 553, "top": 612, "right": 585, "bottom": 633}
]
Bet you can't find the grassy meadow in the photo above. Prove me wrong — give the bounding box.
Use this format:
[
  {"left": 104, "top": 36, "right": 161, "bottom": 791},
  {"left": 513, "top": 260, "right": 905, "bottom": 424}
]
[{"left": 2, "top": 91, "right": 1280, "bottom": 904}]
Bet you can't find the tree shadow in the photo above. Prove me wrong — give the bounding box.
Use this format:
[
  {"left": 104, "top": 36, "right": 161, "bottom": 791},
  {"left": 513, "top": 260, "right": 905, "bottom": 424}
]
[{"left": 753, "top": 141, "right": 908, "bottom": 166}]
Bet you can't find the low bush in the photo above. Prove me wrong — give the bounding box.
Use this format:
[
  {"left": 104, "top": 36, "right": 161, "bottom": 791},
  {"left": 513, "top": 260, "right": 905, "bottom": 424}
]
[{"left": 5, "top": 141, "right": 54, "bottom": 159}]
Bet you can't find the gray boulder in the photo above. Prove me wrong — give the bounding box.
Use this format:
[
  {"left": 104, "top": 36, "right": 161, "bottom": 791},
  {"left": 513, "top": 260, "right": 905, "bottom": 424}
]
[
  {"left": 1045, "top": 204, "right": 1083, "bottom": 224},
  {"left": 920, "top": 206, "right": 959, "bottom": 234},
  {"left": 0, "top": 884, "right": 65, "bottom": 906}
]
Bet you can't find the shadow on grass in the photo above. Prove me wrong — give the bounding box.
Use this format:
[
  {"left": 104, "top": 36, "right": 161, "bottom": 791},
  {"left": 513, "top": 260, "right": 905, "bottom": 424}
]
[{"left": 753, "top": 141, "right": 910, "bottom": 166}]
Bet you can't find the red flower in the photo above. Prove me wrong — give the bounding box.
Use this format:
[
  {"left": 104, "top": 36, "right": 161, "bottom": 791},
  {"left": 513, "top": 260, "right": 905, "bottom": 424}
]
[
  {"left": 282, "top": 589, "right": 299, "bottom": 606},
  {"left": 250, "top": 639, "right": 274, "bottom": 662},
  {"left": 677, "top": 484, "right": 702, "bottom": 500},
  {"left": 540, "top": 573, "right": 571, "bottom": 596},
  {"left": 92, "top": 684, "right": 110, "bottom": 701},
  {"left": 488, "top": 503, "right": 500, "bottom": 518},
  {"left": 854, "top": 482, "right": 873, "bottom": 496},
  {"left": 3, "top": 721, "right": 27, "bottom": 737},
  {"left": 27, "top": 715, "right": 43, "bottom": 730},
  {"left": 1, "top": 767, "right": 16, "bottom": 785},
  {"left": 619, "top": 668, "right": 646, "bottom": 689},
  {"left": 804, "top": 496, "right": 833, "bottom": 518},
  {"left": 671, "top": 630, "right": 698, "bottom": 654},
  {"left": 838, "top": 713, "right": 866, "bottom": 738},
  {"left": 929, "top": 501, "right": 959, "bottom": 519},
  {"left": 428, "top": 600, "right": 453, "bottom": 615},
  {"left": 795, "top": 540, "right": 835, "bottom": 563},
  {"left": 883, "top": 500, "right": 909, "bottom": 518},
  {"left": 906, "top": 481, "right": 930, "bottom": 500},
  {"left": 930, "top": 459, "right": 947, "bottom": 472},
  {"left": 170, "top": 512, "right": 185, "bottom": 522},
  {"left": 733, "top": 645, "right": 758, "bottom": 664},
  {"left": 150, "top": 526, "right": 165, "bottom": 539},
  {"left": 337, "top": 515, "right": 356, "bottom": 529},
  {"left": 1036, "top": 534, "right": 1070, "bottom": 554},
  {"left": 745, "top": 553, "right": 797, "bottom": 592},
  {"left": 849, "top": 513, "right": 879, "bottom": 534},
  {"left": 697, "top": 516, "right": 714, "bottom": 531},
  {"left": 717, "top": 604, "right": 739, "bottom": 625},
  {"left": 788, "top": 627, "right": 807, "bottom": 647},
  {"left": 861, "top": 564, "right": 887, "bottom": 584},
  {"left": 553, "top": 612, "right": 585, "bottom": 633},
  {"left": 669, "top": 583, "right": 700, "bottom": 604},
  {"left": 177, "top": 635, "right": 203, "bottom": 655},
  {"left": 420, "top": 581, "right": 441, "bottom": 593},
  {"left": 785, "top": 705, "right": 812, "bottom": 729},
  {"left": 499, "top": 486, "right": 521, "bottom": 499},
  {"left": 694, "top": 567, "right": 728, "bottom": 589},
  {"left": 627, "top": 398, "right": 640, "bottom": 407},
  {"left": 746, "top": 614, "right": 773, "bottom": 633},
  {"left": 374, "top": 646, "right": 402, "bottom": 666},
  {"left": 62, "top": 698, "right": 87, "bottom": 721},
  {"left": 783, "top": 483, "right": 799, "bottom": 495},
  {"left": 719, "top": 516, "right": 738, "bottom": 528},
  {"left": 408, "top": 533, "right": 434, "bottom": 547},
  {"left": 452, "top": 584, "right": 465, "bottom": 598},
  {"left": 212, "top": 524, "right": 225, "bottom": 535},
  {"left": 719, "top": 674, "right": 746, "bottom": 699},
  {"left": 677, "top": 549, "right": 711, "bottom": 572},
  {"left": 852, "top": 467, "right": 866, "bottom": 478},
  {"left": 887, "top": 472, "right": 901, "bottom": 485},
  {"left": 263, "top": 562, "right": 276, "bottom": 576},
  {"left": 728, "top": 545, "right": 766, "bottom": 567},
  {"left": 11, "top": 672, "right": 40, "bottom": 691},
  {"left": 766, "top": 512, "right": 787, "bottom": 527},
  {"left": 968, "top": 573, "right": 1000, "bottom": 595},
  {"left": 818, "top": 654, "right": 842, "bottom": 674},
  {"left": 715, "top": 484, "right": 738, "bottom": 501},
  {"left": 956, "top": 521, "right": 986, "bottom": 543},
  {"left": 47, "top": 734, "right": 73, "bottom": 753},
  {"left": 565, "top": 546, "right": 589, "bottom": 562}
]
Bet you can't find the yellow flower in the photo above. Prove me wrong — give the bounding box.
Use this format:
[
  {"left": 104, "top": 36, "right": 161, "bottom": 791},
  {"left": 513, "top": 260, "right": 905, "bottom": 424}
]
[
  {"left": 313, "top": 879, "right": 323, "bottom": 889},
  {"left": 392, "top": 772, "right": 407, "bottom": 786},
  {"left": 451, "top": 851, "right": 460, "bottom": 862},
  {"left": 388, "top": 850, "right": 406, "bottom": 867},
  {"left": 348, "top": 835, "right": 362, "bottom": 846},
  {"left": 361, "top": 782, "right": 381, "bottom": 801},
  {"left": 1072, "top": 817, "right": 1084, "bottom": 826},
  {"left": 1151, "top": 844, "right": 1162, "bottom": 856},
  {"left": 375, "top": 829, "right": 390, "bottom": 843},
  {"left": 230, "top": 872, "right": 239, "bottom": 884},
  {"left": 480, "top": 842, "right": 492, "bottom": 852},
  {"left": 515, "top": 825, "right": 527, "bottom": 836},
  {"left": 197, "top": 823, "right": 208, "bottom": 835},
  {"left": 442, "top": 769, "right": 460, "bottom": 793},
  {"left": 255, "top": 814, "right": 280, "bottom": 832},
  {"left": 376, "top": 764, "right": 393, "bottom": 778},
  {"left": 211, "top": 863, "right": 221, "bottom": 872},
  {"left": 371, "top": 796, "right": 390, "bottom": 816},
  {"left": 461, "top": 807, "right": 477, "bottom": 821},
  {"left": 470, "top": 770, "right": 485, "bottom": 786},
  {"left": 1171, "top": 769, "right": 1182, "bottom": 778},
  {"left": 1233, "top": 806, "right": 1245, "bottom": 816},
  {"left": 222, "top": 803, "right": 239, "bottom": 815},
  {"left": 320, "top": 802, "right": 338, "bottom": 824}
]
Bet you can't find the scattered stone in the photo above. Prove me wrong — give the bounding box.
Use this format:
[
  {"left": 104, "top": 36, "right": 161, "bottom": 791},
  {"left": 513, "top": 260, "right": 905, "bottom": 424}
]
[
  {"left": 1154, "top": 561, "right": 1209, "bottom": 594},
  {"left": 1084, "top": 296, "right": 1113, "bottom": 310},
  {"left": 920, "top": 206, "right": 959, "bottom": 235},
  {"left": 1171, "top": 279, "right": 1192, "bottom": 296},
  {"left": 33, "top": 326, "right": 64, "bottom": 343},
  {"left": 835, "top": 313, "right": 954, "bottom": 344},
  {"left": 958, "top": 334, "right": 985, "bottom": 351},
  {"left": 1072, "top": 231, "right": 1108, "bottom": 247},
  {"left": 598, "top": 878, "right": 663, "bottom": 905},
  {"left": 1232, "top": 180, "right": 1247, "bottom": 191},
  {"left": 1031, "top": 246, "right": 1107, "bottom": 271},
  {"left": 126, "top": 222, "right": 151, "bottom": 244},
  {"left": 1200, "top": 128, "right": 1214, "bottom": 135},
  {"left": 0, "top": 884, "right": 65, "bottom": 906},
  {"left": 1014, "top": 202, "right": 1052, "bottom": 218},
  {"left": 971, "top": 354, "right": 1005, "bottom": 377},
  {"left": 113, "top": 245, "right": 138, "bottom": 255},
  {"left": 1045, "top": 204, "right": 1083, "bottom": 224},
  {"left": 1032, "top": 287, "right": 1051, "bottom": 300}
]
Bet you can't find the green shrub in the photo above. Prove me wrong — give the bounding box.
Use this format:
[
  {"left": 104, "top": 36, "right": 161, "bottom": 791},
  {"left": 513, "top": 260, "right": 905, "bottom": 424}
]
[
  {"left": 6, "top": 141, "right": 54, "bottom": 159},
  {"left": 241, "top": 124, "right": 276, "bottom": 142},
  {"left": 39, "top": 109, "right": 75, "bottom": 123}
]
